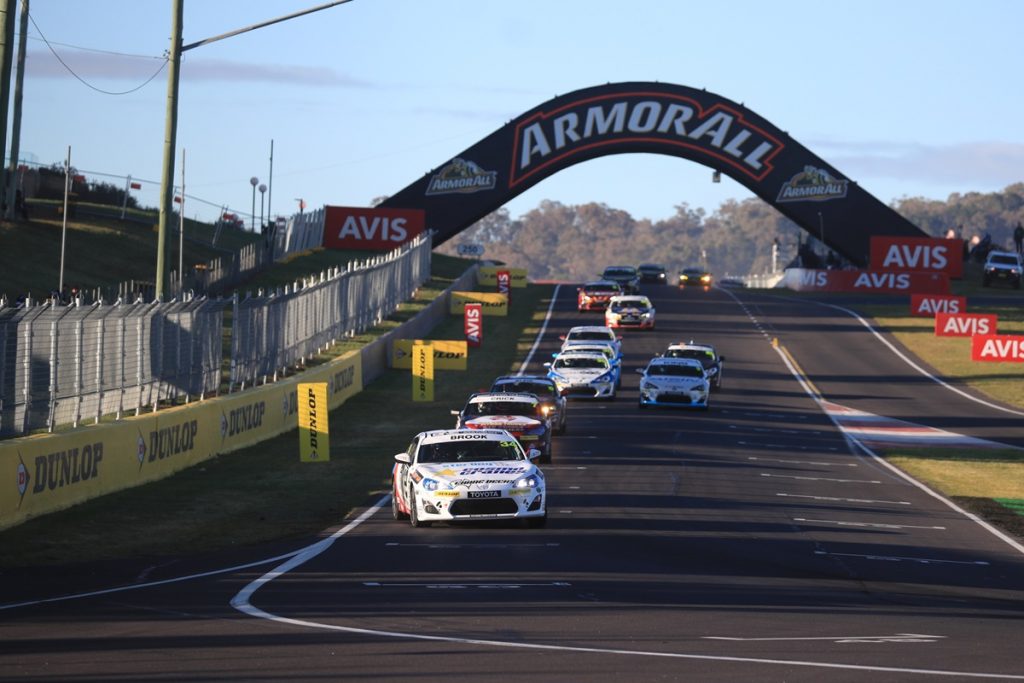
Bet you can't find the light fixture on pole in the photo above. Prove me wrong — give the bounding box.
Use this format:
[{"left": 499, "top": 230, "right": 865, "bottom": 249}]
[
  {"left": 249, "top": 176, "right": 258, "bottom": 231},
  {"left": 259, "top": 183, "right": 267, "bottom": 232},
  {"left": 711, "top": 170, "right": 721, "bottom": 183}
]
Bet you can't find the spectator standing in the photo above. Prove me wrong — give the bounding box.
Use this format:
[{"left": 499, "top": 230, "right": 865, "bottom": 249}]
[{"left": 1014, "top": 222, "right": 1024, "bottom": 256}]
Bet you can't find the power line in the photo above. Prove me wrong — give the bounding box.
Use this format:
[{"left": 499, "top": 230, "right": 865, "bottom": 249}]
[{"left": 28, "top": 13, "right": 168, "bottom": 95}]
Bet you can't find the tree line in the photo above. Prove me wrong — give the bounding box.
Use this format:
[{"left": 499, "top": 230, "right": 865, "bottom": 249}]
[{"left": 436, "top": 183, "right": 1024, "bottom": 280}]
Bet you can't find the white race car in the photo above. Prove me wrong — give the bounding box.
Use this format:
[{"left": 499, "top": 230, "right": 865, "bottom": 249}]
[
  {"left": 545, "top": 350, "right": 617, "bottom": 399},
  {"left": 605, "top": 295, "right": 656, "bottom": 329},
  {"left": 636, "top": 357, "right": 710, "bottom": 410},
  {"left": 391, "top": 429, "right": 546, "bottom": 528},
  {"left": 662, "top": 341, "right": 725, "bottom": 390},
  {"left": 559, "top": 325, "right": 622, "bottom": 356}
]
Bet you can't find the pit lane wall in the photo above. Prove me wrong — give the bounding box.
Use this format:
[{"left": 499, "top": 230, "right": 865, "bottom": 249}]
[{"left": 0, "top": 264, "right": 479, "bottom": 531}]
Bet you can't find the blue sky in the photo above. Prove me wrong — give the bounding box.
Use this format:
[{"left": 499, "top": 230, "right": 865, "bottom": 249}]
[{"left": 18, "top": 0, "right": 1024, "bottom": 226}]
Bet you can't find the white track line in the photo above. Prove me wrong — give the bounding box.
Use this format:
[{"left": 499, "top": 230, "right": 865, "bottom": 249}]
[
  {"left": 719, "top": 286, "right": 1024, "bottom": 557},
  {"left": 517, "top": 284, "right": 562, "bottom": 375}
]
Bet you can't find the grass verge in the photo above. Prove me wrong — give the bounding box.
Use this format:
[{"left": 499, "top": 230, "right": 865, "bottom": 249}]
[
  {"left": 0, "top": 280, "right": 554, "bottom": 567},
  {"left": 856, "top": 287, "right": 1024, "bottom": 543}
]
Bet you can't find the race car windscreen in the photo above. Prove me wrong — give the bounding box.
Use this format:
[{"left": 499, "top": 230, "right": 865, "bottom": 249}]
[
  {"left": 496, "top": 381, "right": 556, "bottom": 397},
  {"left": 648, "top": 364, "right": 704, "bottom": 377},
  {"left": 569, "top": 331, "right": 615, "bottom": 342},
  {"left": 603, "top": 268, "right": 636, "bottom": 278},
  {"left": 666, "top": 349, "right": 714, "bottom": 366},
  {"left": 583, "top": 284, "right": 616, "bottom": 293},
  {"left": 417, "top": 440, "right": 523, "bottom": 463},
  {"left": 610, "top": 301, "right": 648, "bottom": 312},
  {"left": 468, "top": 401, "right": 538, "bottom": 416},
  {"left": 555, "top": 357, "right": 607, "bottom": 369}
]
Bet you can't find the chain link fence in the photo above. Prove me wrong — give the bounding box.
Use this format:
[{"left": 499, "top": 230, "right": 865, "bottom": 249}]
[
  {"left": 229, "top": 232, "right": 432, "bottom": 389},
  {"left": 1, "top": 231, "right": 434, "bottom": 437},
  {"left": 0, "top": 295, "right": 225, "bottom": 435}
]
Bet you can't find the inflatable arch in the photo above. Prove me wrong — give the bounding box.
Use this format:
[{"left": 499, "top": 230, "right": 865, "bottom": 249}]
[{"left": 381, "top": 82, "right": 925, "bottom": 266}]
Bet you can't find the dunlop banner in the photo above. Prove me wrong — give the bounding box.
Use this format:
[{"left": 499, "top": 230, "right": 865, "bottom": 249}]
[
  {"left": 477, "top": 266, "right": 528, "bottom": 288},
  {"left": 0, "top": 350, "right": 364, "bottom": 531},
  {"left": 298, "top": 382, "right": 330, "bottom": 462},
  {"left": 392, "top": 339, "right": 468, "bottom": 370},
  {"left": 412, "top": 343, "right": 434, "bottom": 402},
  {"left": 450, "top": 291, "right": 508, "bottom": 316}
]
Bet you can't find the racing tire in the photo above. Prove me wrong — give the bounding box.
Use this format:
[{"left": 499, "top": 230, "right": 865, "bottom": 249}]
[
  {"left": 409, "top": 491, "right": 431, "bottom": 528},
  {"left": 391, "top": 488, "right": 408, "bottom": 521}
]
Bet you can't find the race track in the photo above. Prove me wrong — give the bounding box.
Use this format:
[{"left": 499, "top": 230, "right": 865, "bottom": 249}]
[{"left": 3, "top": 284, "right": 1023, "bottom": 682}]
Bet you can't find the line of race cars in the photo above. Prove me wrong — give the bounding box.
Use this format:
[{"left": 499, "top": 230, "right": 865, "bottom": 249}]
[{"left": 390, "top": 267, "right": 725, "bottom": 530}]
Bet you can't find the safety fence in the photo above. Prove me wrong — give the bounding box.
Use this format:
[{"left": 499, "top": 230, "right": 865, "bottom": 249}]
[
  {"left": 230, "top": 231, "right": 432, "bottom": 389},
  {"left": 0, "top": 232, "right": 433, "bottom": 437}
]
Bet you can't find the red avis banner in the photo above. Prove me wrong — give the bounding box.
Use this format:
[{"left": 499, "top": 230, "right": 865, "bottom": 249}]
[
  {"left": 935, "top": 312, "right": 997, "bottom": 337},
  {"left": 870, "top": 236, "right": 963, "bottom": 279},
  {"left": 464, "top": 303, "right": 482, "bottom": 347},
  {"left": 971, "top": 334, "right": 1024, "bottom": 362},
  {"left": 496, "top": 270, "right": 511, "bottom": 300},
  {"left": 910, "top": 294, "right": 965, "bottom": 317},
  {"left": 323, "top": 206, "right": 425, "bottom": 251},
  {"left": 787, "top": 270, "right": 949, "bottom": 294}
]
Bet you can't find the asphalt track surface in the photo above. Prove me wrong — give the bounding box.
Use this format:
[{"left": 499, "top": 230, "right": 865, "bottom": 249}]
[{"left": 2, "top": 284, "right": 1024, "bottom": 682}]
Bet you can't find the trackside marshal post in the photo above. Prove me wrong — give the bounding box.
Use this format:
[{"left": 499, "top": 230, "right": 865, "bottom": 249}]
[
  {"left": 412, "top": 343, "right": 434, "bottom": 401},
  {"left": 298, "top": 383, "right": 330, "bottom": 462}
]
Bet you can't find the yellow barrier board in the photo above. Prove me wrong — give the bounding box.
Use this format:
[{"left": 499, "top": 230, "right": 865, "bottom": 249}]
[
  {"left": 392, "top": 339, "right": 468, "bottom": 370},
  {"left": 412, "top": 343, "right": 434, "bottom": 402},
  {"left": 0, "top": 351, "right": 363, "bottom": 531},
  {"left": 477, "top": 266, "right": 528, "bottom": 288},
  {"left": 450, "top": 291, "right": 508, "bottom": 317},
  {"left": 298, "top": 382, "right": 330, "bottom": 462}
]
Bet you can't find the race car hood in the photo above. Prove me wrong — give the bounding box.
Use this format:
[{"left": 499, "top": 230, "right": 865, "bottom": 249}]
[
  {"left": 552, "top": 367, "right": 610, "bottom": 382},
  {"left": 644, "top": 376, "right": 705, "bottom": 390},
  {"left": 415, "top": 461, "right": 539, "bottom": 489},
  {"left": 464, "top": 415, "right": 542, "bottom": 431}
]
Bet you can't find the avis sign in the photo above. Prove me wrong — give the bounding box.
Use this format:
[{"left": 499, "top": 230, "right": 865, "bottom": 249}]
[
  {"left": 464, "top": 302, "right": 482, "bottom": 347},
  {"left": 910, "top": 294, "right": 965, "bottom": 317},
  {"left": 971, "top": 334, "right": 1024, "bottom": 362},
  {"left": 323, "top": 206, "right": 425, "bottom": 251},
  {"left": 870, "top": 236, "right": 963, "bottom": 279},
  {"left": 935, "top": 312, "right": 997, "bottom": 337},
  {"left": 496, "top": 270, "right": 511, "bottom": 301}
]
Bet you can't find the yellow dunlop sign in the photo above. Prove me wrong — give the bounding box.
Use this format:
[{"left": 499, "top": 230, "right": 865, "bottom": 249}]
[
  {"left": 392, "top": 339, "right": 468, "bottom": 370},
  {"left": 450, "top": 291, "right": 508, "bottom": 316},
  {"left": 478, "top": 266, "right": 528, "bottom": 288},
  {"left": 297, "top": 382, "right": 330, "bottom": 462},
  {"left": 412, "top": 343, "right": 434, "bottom": 402}
]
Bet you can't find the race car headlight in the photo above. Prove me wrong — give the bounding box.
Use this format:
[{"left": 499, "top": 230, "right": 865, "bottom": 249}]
[
  {"left": 540, "top": 404, "right": 553, "bottom": 417},
  {"left": 421, "top": 478, "right": 453, "bottom": 492},
  {"left": 515, "top": 475, "right": 540, "bottom": 488},
  {"left": 595, "top": 371, "right": 614, "bottom": 383}
]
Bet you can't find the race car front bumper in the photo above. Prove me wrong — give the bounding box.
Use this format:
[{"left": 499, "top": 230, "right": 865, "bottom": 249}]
[
  {"left": 639, "top": 385, "right": 708, "bottom": 409},
  {"left": 415, "top": 486, "right": 545, "bottom": 521}
]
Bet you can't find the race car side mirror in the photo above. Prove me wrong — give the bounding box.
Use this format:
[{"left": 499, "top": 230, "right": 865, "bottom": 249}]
[
  {"left": 635, "top": 368, "right": 645, "bottom": 375},
  {"left": 527, "top": 448, "right": 542, "bottom": 461},
  {"left": 394, "top": 453, "right": 411, "bottom": 464},
  {"left": 719, "top": 356, "right": 726, "bottom": 362},
  {"left": 449, "top": 409, "right": 460, "bottom": 416},
  {"left": 543, "top": 362, "right": 552, "bottom": 368},
  {"left": 559, "top": 334, "right": 567, "bottom": 341}
]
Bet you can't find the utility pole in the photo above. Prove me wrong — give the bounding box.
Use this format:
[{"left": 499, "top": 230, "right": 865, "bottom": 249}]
[
  {"left": 5, "top": 0, "right": 27, "bottom": 220},
  {"left": 156, "top": 0, "right": 353, "bottom": 298},
  {"left": 155, "top": 0, "right": 183, "bottom": 300},
  {"left": 0, "top": 0, "right": 18, "bottom": 213}
]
